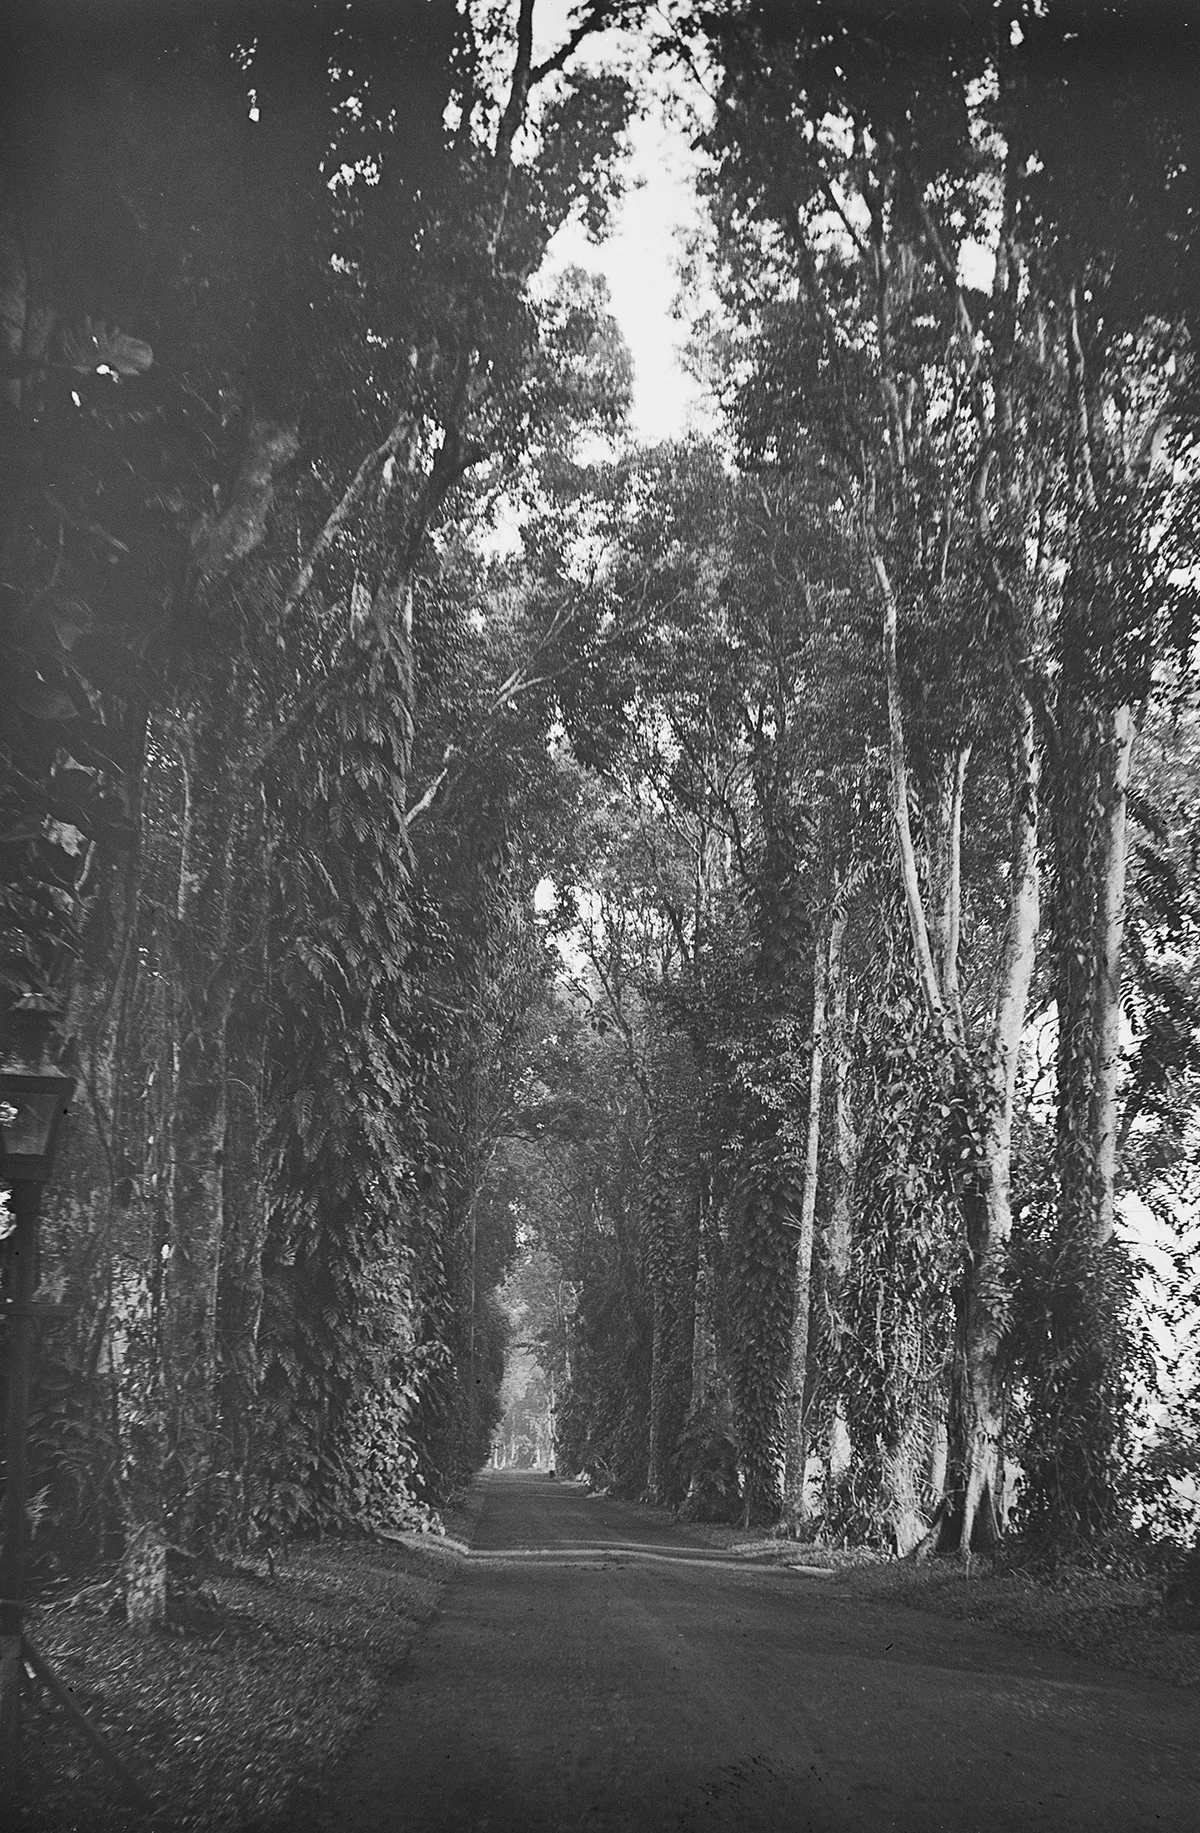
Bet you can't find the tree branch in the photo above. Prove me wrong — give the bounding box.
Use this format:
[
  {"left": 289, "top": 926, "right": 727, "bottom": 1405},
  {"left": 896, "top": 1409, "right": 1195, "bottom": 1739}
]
[
  {"left": 1067, "top": 280, "right": 1098, "bottom": 513},
  {"left": 489, "top": 0, "right": 538, "bottom": 264},
  {"left": 972, "top": 443, "right": 1061, "bottom": 771},
  {"left": 900, "top": 164, "right": 976, "bottom": 346},
  {"left": 943, "top": 742, "right": 970, "bottom": 1034},
  {"left": 406, "top": 605, "right": 652, "bottom": 830},
  {"left": 873, "top": 547, "right": 949, "bottom": 1032},
  {"left": 531, "top": 0, "right": 615, "bottom": 82},
  {"left": 278, "top": 415, "right": 416, "bottom": 629}
]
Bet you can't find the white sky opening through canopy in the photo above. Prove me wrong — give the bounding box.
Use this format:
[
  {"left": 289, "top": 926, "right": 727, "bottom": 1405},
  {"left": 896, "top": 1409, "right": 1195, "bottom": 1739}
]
[{"left": 535, "top": 8, "right": 711, "bottom": 443}]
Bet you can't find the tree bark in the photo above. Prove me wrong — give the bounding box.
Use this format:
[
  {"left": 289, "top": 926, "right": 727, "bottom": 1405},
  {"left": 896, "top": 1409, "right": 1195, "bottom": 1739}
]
[
  {"left": 876, "top": 555, "right": 949, "bottom": 1032},
  {"left": 783, "top": 910, "right": 840, "bottom": 1529},
  {"left": 646, "top": 1139, "right": 692, "bottom": 1508},
  {"left": 824, "top": 919, "right": 856, "bottom": 1509},
  {"left": 1023, "top": 689, "right": 1134, "bottom": 1552},
  {"left": 102, "top": 727, "right": 177, "bottom": 1627},
  {"left": 690, "top": 1163, "right": 717, "bottom": 1408},
  {"left": 190, "top": 417, "right": 299, "bottom": 587},
  {"left": 958, "top": 690, "right": 1039, "bottom": 1552},
  {"left": 877, "top": 551, "right": 1040, "bottom": 1556},
  {"left": 166, "top": 984, "right": 232, "bottom": 1542},
  {"left": 214, "top": 994, "right": 269, "bottom": 1544},
  {"left": 942, "top": 745, "right": 970, "bottom": 1034},
  {"left": 1090, "top": 703, "right": 1134, "bottom": 1247},
  {"left": 161, "top": 720, "right": 244, "bottom": 1546}
]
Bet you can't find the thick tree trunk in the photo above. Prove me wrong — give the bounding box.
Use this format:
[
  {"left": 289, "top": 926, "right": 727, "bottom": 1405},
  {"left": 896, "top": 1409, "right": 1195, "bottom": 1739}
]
[
  {"left": 690, "top": 1163, "right": 717, "bottom": 1408},
  {"left": 84, "top": 724, "right": 169, "bottom": 1628},
  {"left": 108, "top": 646, "right": 273, "bottom": 1606},
  {"left": 644, "top": 1142, "right": 671, "bottom": 1505},
  {"left": 119, "top": 958, "right": 174, "bottom": 1628},
  {"left": 166, "top": 988, "right": 232, "bottom": 1541},
  {"left": 190, "top": 416, "right": 299, "bottom": 588},
  {"left": 1025, "top": 695, "right": 1135, "bottom": 1551},
  {"left": 646, "top": 1307, "right": 671, "bottom": 1503},
  {"left": 163, "top": 730, "right": 242, "bottom": 1545},
  {"left": 646, "top": 1156, "right": 693, "bottom": 1508},
  {"left": 214, "top": 998, "right": 269, "bottom": 1544},
  {"left": 1055, "top": 685, "right": 1103, "bottom": 1247},
  {"left": 729, "top": 1162, "right": 794, "bottom": 1526}
]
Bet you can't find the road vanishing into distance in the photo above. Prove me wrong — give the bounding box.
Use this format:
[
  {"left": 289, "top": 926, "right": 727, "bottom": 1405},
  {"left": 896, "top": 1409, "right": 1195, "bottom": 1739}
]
[{"left": 303, "top": 1471, "right": 1200, "bottom": 1833}]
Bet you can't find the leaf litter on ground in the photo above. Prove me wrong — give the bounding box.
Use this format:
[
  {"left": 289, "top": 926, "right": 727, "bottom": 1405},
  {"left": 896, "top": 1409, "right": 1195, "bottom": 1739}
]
[{"left": 12, "top": 1493, "right": 484, "bottom": 1833}]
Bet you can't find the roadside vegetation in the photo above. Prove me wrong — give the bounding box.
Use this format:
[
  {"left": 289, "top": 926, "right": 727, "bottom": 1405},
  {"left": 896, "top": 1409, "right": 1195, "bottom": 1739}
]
[
  {"left": 487, "top": 0, "right": 1200, "bottom": 1589},
  {"left": 681, "top": 1518, "right": 1200, "bottom": 1690},
  {"left": 836, "top": 1556, "right": 1200, "bottom": 1691},
  {"left": 14, "top": 1521, "right": 467, "bottom": 1832}
]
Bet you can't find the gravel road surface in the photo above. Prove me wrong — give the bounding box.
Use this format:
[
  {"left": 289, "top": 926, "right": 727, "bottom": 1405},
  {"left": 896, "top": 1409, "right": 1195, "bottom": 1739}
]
[{"left": 304, "top": 1470, "right": 1200, "bottom": 1832}]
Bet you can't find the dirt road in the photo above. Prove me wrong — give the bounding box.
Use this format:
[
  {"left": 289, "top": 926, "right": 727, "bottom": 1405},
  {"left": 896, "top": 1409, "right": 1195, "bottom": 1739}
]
[{"left": 303, "top": 1471, "right": 1200, "bottom": 1832}]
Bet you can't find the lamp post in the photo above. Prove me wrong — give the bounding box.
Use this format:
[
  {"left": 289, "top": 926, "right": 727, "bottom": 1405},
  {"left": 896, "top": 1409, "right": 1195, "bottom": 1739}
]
[{"left": 0, "top": 996, "right": 74, "bottom": 1789}]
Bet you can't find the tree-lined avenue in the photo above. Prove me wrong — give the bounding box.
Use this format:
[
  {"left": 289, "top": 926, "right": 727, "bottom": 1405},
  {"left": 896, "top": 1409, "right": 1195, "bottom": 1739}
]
[{"left": 5, "top": 16, "right": 1200, "bottom": 1822}]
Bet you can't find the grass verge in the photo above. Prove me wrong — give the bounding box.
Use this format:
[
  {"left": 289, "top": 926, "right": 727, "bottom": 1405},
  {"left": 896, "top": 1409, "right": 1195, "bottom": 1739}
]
[
  {"left": 831, "top": 1556, "right": 1200, "bottom": 1689},
  {"left": 13, "top": 1511, "right": 477, "bottom": 1833},
  {"left": 640, "top": 1502, "right": 1200, "bottom": 1689}
]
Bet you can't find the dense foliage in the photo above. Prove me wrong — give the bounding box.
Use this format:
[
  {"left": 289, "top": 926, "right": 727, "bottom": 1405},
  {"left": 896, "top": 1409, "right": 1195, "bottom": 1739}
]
[
  {"left": 3, "top": 1, "right": 1199, "bottom": 1619},
  {"left": 496, "top": 2, "right": 1200, "bottom": 1563},
  {"left": 1, "top": 0, "right": 646, "bottom": 1618}
]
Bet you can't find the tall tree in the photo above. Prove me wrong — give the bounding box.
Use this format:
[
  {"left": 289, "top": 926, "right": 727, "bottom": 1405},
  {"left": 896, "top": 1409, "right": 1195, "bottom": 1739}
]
[
  {"left": 696, "top": 0, "right": 1200, "bottom": 1551},
  {"left": 1, "top": 0, "right": 646, "bottom": 1617}
]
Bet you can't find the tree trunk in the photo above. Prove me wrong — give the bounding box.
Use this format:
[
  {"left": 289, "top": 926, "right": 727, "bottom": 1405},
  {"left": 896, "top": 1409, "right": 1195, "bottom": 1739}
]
[
  {"left": 823, "top": 920, "right": 856, "bottom": 1512},
  {"left": 164, "top": 730, "right": 242, "bottom": 1545},
  {"left": 957, "top": 691, "right": 1040, "bottom": 1552},
  {"left": 690, "top": 1163, "right": 717, "bottom": 1408},
  {"left": 876, "top": 555, "right": 949, "bottom": 1030},
  {"left": 1055, "top": 679, "right": 1103, "bottom": 1249},
  {"left": 50, "top": 822, "right": 144, "bottom": 1473},
  {"left": 166, "top": 987, "right": 232, "bottom": 1541},
  {"left": 783, "top": 910, "right": 841, "bottom": 1530},
  {"left": 118, "top": 949, "right": 174, "bottom": 1627},
  {"left": 1090, "top": 703, "right": 1134, "bottom": 1247},
  {"left": 882, "top": 536, "right": 1040, "bottom": 1556},
  {"left": 1025, "top": 693, "right": 1135, "bottom": 1553},
  {"left": 729, "top": 1162, "right": 794, "bottom": 1526},
  {"left": 215, "top": 994, "right": 269, "bottom": 1545},
  {"left": 940, "top": 745, "right": 970, "bottom": 1034},
  {"left": 646, "top": 1172, "right": 690, "bottom": 1508},
  {"left": 883, "top": 1407, "right": 931, "bottom": 1555}
]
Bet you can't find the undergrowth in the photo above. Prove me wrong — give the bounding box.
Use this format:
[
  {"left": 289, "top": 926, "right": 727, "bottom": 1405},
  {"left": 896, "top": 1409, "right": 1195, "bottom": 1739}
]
[{"left": 12, "top": 1514, "right": 478, "bottom": 1833}]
